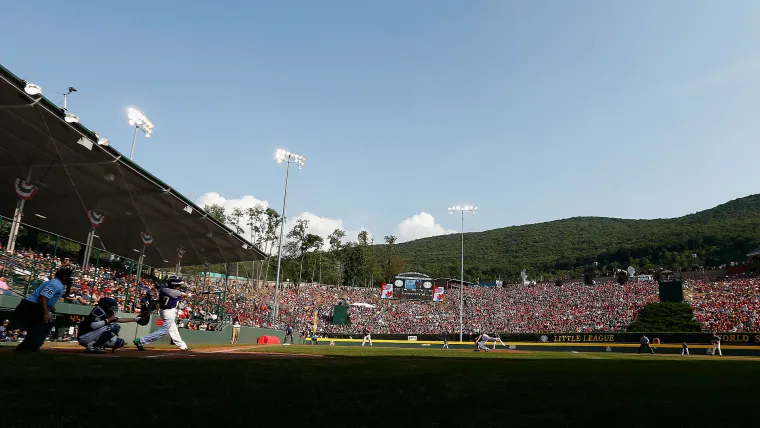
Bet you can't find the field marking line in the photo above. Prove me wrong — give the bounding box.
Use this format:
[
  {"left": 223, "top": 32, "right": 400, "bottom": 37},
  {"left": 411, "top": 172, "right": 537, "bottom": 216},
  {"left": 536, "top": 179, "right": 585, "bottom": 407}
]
[{"left": 194, "top": 346, "right": 260, "bottom": 354}]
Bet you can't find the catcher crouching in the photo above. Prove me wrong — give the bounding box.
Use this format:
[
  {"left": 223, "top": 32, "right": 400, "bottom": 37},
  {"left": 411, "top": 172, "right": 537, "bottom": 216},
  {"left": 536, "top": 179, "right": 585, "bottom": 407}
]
[{"left": 77, "top": 297, "right": 147, "bottom": 354}]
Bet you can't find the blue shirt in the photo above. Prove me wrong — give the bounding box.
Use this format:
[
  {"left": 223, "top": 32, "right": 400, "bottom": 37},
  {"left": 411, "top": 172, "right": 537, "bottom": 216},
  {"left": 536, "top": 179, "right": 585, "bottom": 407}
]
[{"left": 25, "top": 278, "right": 65, "bottom": 309}]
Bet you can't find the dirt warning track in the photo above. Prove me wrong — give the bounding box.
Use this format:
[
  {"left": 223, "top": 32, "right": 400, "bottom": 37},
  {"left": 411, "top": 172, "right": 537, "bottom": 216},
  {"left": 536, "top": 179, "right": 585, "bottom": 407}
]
[{"left": 1, "top": 344, "right": 325, "bottom": 360}]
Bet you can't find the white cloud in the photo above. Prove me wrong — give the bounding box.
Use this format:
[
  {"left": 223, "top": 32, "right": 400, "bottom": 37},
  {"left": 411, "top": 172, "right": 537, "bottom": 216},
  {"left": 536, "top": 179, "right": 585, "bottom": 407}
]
[
  {"left": 196, "top": 192, "right": 270, "bottom": 214},
  {"left": 196, "top": 192, "right": 270, "bottom": 242},
  {"left": 195, "top": 193, "right": 372, "bottom": 251},
  {"left": 394, "top": 212, "right": 456, "bottom": 243},
  {"left": 674, "top": 58, "right": 760, "bottom": 93},
  {"left": 291, "top": 212, "right": 372, "bottom": 247}
]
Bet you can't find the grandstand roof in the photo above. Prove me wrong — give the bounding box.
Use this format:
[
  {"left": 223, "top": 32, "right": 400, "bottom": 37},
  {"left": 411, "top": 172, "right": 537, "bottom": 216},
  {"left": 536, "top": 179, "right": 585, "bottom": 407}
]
[{"left": 0, "top": 63, "right": 266, "bottom": 267}]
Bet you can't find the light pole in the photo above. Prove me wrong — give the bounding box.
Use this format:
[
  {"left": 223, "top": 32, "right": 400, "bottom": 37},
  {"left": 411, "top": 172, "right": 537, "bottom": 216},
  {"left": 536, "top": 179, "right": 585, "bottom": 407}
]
[
  {"left": 127, "top": 107, "right": 154, "bottom": 160},
  {"left": 272, "top": 149, "right": 305, "bottom": 324},
  {"left": 449, "top": 204, "right": 478, "bottom": 342}
]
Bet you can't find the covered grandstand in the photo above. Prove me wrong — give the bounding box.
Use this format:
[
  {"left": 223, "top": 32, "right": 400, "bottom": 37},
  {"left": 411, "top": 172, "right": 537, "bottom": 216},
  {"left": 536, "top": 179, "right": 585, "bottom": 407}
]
[{"left": 0, "top": 63, "right": 266, "bottom": 271}]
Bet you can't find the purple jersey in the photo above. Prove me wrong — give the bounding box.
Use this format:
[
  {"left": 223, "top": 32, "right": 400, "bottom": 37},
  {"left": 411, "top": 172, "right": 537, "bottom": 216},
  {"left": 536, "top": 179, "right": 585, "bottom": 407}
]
[{"left": 158, "top": 286, "right": 182, "bottom": 310}]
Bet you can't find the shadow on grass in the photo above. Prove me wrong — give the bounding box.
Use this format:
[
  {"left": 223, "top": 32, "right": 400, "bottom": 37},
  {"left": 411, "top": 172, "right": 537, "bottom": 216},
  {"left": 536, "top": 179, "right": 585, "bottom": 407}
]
[{"left": 1, "top": 349, "right": 758, "bottom": 428}]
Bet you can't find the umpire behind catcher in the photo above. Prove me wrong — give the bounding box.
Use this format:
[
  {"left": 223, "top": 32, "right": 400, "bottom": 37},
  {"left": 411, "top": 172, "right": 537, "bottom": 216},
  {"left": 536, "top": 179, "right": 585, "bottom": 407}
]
[{"left": 11, "top": 267, "right": 72, "bottom": 352}]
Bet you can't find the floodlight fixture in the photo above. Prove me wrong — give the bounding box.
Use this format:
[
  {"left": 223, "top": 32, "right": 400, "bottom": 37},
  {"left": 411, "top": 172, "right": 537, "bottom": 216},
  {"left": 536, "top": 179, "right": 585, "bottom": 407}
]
[
  {"left": 24, "top": 82, "right": 42, "bottom": 96},
  {"left": 272, "top": 147, "right": 306, "bottom": 323},
  {"left": 64, "top": 111, "right": 80, "bottom": 123},
  {"left": 95, "top": 133, "right": 110, "bottom": 146},
  {"left": 447, "top": 203, "right": 479, "bottom": 342},
  {"left": 60, "top": 86, "right": 80, "bottom": 123},
  {"left": 275, "top": 149, "right": 306, "bottom": 169},
  {"left": 127, "top": 107, "right": 155, "bottom": 160}
]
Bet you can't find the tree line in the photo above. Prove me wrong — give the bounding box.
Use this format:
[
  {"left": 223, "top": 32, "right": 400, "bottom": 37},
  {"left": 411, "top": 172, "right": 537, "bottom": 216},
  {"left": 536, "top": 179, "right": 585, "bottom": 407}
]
[{"left": 197, "top": 204, "right": 408, "bottom": 287}]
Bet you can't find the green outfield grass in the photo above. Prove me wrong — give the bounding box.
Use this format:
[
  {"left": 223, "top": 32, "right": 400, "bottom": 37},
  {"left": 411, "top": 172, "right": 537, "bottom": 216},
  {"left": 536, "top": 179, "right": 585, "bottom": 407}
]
[{"left": 1, "top": 345, "right": 757, "bottom": 428}]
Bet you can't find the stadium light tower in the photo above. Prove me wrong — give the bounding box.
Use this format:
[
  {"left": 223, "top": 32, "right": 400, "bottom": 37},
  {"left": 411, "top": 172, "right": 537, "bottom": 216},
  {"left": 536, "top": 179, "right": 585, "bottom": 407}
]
[
  {"left": 272, "top": 149, "right": 306, "bottom": 324},
  {"left": 448, "top": 204, "right": 478, "bottom": 342},
  {"left": 127, "top": 107, "right": 154, "bottom": 160}
]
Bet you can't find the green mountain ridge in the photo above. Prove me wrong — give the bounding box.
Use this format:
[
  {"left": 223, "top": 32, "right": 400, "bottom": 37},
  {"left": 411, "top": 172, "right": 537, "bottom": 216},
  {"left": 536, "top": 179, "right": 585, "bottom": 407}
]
[{"left": 393, "top": 194, "right": 760, "bottom": 281}]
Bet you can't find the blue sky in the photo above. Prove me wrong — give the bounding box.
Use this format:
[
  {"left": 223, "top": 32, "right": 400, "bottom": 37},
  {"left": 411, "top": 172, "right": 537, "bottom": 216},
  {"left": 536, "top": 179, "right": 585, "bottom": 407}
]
[{"left": 3, "top": 1, "right": 760, "bottom": 243}]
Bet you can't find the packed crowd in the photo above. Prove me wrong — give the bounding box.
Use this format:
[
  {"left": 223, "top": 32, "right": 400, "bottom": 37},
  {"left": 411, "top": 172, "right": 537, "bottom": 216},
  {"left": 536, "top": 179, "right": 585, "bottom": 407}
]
[
  {"left": 3, "top": 247, "right": 760, "bottom": 336},
  {"left": 685, "top": 277, "right": 760, "bottom": 332},
  {"left": 259, "top": 281, "right": 660, "bottom": 334},
  {"left": 0, "top": 249, "right": 159, "bottom": 312}
]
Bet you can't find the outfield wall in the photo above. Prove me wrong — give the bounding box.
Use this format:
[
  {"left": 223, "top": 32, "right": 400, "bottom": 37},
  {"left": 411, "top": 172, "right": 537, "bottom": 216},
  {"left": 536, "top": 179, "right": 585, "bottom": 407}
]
[
  {"left": 310, "top": 338, "right": 760, "bottom": 357},
  {"left": 323, "top": 332, "right": 760, "bottom": 346},
  {"left": 0, "top": 296, "right": 287, "bottom": 346},
  {"left": 140, "top": 315, "right": 290, "bottom": 346},
  {"left": 2, "top": 295, "right": 758, "bottom": 350}
]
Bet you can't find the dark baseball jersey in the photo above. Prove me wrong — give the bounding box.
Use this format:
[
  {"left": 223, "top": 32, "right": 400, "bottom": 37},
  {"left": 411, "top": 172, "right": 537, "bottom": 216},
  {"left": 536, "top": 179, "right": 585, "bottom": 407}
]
[
  {"left": 78, "top": 306, "right": 109, "bottom": 337},
  {"left": 158, "top": 286, "right": 182, "bottom": 310}
]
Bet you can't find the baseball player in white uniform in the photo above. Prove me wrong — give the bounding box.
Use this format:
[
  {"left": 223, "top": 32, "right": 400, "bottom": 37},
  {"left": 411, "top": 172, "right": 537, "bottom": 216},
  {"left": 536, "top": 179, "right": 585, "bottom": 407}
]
[
  {"left": 711, "top": 333, "right": 722, "bottom": 356},
  {"left": 481, "top": 333, "right": 506, "bottom": 350},
  {"left": 133, "top": 275, "right": 188, "bottom": 351},
  {"left": 361, "top": 327, "right": 372, "bottom": 347}
]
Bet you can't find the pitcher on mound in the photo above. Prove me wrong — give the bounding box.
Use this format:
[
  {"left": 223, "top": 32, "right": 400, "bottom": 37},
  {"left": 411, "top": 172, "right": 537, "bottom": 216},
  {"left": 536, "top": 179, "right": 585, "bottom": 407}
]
[{"left": 134, "top": 275, "right": 188, "bottom": 351}]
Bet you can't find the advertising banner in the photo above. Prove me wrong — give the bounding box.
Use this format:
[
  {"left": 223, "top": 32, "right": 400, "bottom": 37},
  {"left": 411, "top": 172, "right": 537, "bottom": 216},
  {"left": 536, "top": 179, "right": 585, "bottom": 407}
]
[{"left": 432, "top": 286, "right": 445, "bottom": 302}]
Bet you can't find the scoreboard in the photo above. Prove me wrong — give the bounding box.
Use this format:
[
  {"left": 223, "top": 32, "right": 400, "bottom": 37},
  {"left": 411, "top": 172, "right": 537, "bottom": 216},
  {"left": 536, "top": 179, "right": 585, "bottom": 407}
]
[{"left": 380, "top": 276, "right": 445, "bottom": 301}]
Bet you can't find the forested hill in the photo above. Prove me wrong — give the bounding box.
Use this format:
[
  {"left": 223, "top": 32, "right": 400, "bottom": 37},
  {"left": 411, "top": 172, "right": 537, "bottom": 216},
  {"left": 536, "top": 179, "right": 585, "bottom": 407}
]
[{"left": 394, "top": 194, "right": 760, "bottom": 281}]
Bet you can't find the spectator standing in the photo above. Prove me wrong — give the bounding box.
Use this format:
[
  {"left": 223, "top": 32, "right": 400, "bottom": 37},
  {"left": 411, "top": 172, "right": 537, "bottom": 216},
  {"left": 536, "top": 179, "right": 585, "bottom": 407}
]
[
  {"left": 230, "top": 315, "right": 241, "bottom": 344},
  {"left": 637, "top": 334, "right": 654, "bottom": 354}
]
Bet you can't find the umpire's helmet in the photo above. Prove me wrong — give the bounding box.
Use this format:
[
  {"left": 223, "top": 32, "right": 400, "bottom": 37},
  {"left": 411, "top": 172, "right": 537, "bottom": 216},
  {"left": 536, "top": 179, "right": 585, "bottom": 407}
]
[
  {"left": 167, "top": 275, "right": 184, "bottom": 289},
  {"left": 97, "top": 297, "right": 119, "bottom": 316}
]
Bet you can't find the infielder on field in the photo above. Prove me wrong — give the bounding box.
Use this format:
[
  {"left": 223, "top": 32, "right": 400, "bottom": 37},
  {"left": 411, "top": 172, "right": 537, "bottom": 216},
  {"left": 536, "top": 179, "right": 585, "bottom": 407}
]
[
  {"left": 78, "top": 297, "right": 141, "bottom": 354},
  {"left": 474, "top": 333, "right": 490, "bottom": 352},
  {"left": 711, "top": 333, "right": 722, "bottom": 356},
  {"left": 361, "top": 327, "right": 372, "bottom": 347},
  {"left": 481, "top": 333, "right": 506, "bottom": 350},
  {"left": 134, "top": 275, "right": 188, "bottom": 351}
]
